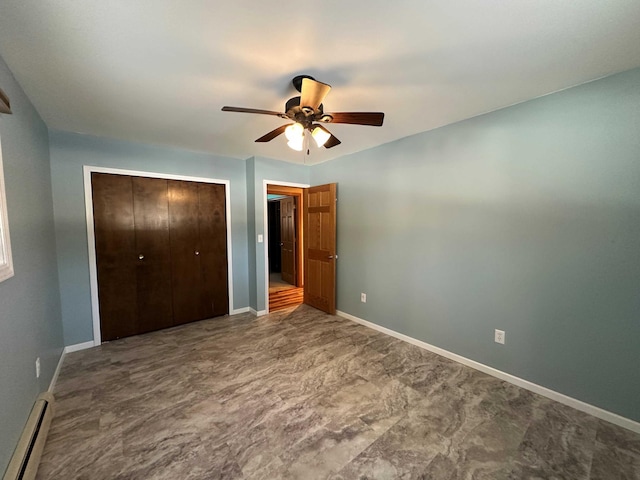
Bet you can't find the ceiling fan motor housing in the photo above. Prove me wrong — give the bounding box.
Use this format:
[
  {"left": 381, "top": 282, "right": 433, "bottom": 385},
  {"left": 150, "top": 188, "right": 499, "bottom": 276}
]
[
  {"left": 285, "top": 96, "right": 327, "bottom": 127},
  {"left": 292, "top": 74, "right": 315, "bottom": 92},
  {"left": 285, "top": 96, "right": 301, "bottom": 113}
]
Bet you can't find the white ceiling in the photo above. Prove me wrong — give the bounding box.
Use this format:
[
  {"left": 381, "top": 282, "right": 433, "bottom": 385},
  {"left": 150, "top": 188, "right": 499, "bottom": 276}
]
[{"left": 0, "top": 1, "right": 639, "bottom": 165}]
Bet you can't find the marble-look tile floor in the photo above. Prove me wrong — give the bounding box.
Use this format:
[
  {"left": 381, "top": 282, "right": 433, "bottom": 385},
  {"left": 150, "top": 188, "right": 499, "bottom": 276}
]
[{"left": 38, "top": 305, "right": 640, "bottom": 479}]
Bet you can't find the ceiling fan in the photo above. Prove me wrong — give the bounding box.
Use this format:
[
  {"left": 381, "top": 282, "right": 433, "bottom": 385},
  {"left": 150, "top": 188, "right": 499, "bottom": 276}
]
[{"left": 221, "top": 75, "right": 384, "bottom": 152}]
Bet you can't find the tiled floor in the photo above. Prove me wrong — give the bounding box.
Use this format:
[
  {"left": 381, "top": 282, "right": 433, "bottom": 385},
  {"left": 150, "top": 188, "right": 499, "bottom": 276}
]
[{"left": 38, "top": 305, "right": 640, "bottom": 479}]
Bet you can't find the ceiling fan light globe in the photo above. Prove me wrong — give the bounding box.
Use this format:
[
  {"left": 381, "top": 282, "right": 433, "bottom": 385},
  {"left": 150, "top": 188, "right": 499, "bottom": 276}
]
[
  {"left": 312, "top": 127, "right": 331, "bottom": 148},
  {"left": 284, "top": 123, "right": 304, "bottom": 141},
  {"left": 287, "top": 137, "right": 304, "bottom": 151}
]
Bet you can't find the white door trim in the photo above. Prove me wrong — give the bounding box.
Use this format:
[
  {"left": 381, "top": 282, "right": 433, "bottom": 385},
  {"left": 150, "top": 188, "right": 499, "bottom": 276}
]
[
  {"left": 262, "top": 180, "right": 310, "bottom": 314},
  {"left": 84, "top": 165, "right": 235, "bottom": 346}
]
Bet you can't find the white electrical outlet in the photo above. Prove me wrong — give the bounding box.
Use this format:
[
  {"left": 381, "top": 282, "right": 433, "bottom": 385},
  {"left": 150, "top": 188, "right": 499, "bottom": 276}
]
[
  {"left": 35, "top": 357, "right": 41, "bottom": 378},
  {"left": 361, "top": 293, "right": 367, "bottom": 303},
  {"left": 494, "top": 329, "right": 505, "bottom": 345}
]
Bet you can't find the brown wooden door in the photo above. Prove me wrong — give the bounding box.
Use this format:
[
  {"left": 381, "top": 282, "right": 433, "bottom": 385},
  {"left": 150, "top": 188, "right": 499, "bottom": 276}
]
[
  {"left": 131, "top": 177, "right": 174, "bottom": 334},
  {"left": 168, "top": 181, "right": 228, "bottom": 323},
  {"left": 168, "top": 180, "right": 207, "bottom": 325},
  {"left": 93, "top": 174, "right": 174, "bottom": 340},
  {"left": 303, "top": 183, "right": 337, "bottom": 314},
  {"left": 92, "top": 173, "right": 228, "bottom": 341},
  {"left": 92, "top": 173, "right": 138, "bottom": 341},
  {"left": 198, "top": 183, "right": 229, "bottom": 317},
  {"left": 280, "top": 196, "right": 296, "bottom": 285}
]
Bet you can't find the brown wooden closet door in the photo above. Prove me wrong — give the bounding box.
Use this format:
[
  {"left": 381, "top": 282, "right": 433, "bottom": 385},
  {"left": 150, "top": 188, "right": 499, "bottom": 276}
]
[
  {"left": 93, "top": 174, "right": 228, "bottom": 341},
  {"left": 168, "top": 180, "right": 208, "bottom": 325},
  {"left": 198, "top": 183, "right": 229, "bottom": 317},
  {"left": 132, "top": 177, "right": 174, "bottom": 334},
  {"left": 92, "top": 173, "right": 138, "bottom": 341},
  {"left": 280, "top": 197, "right": 296, "bottom": 285}
]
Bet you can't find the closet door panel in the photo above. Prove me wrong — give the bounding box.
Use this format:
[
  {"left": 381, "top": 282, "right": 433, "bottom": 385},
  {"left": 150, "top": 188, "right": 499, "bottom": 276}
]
[
  {"left": 168, "top": 180, "right": 209, "bottom": 325},
  {"left": 92, "top": 173, "right": 138, "bottom": 341},
  {"left": 132, "top": 177, "right": 174, "bottom": 333},
  {"left": 198, "top": 183, "right": 229, "bottom": 316}
]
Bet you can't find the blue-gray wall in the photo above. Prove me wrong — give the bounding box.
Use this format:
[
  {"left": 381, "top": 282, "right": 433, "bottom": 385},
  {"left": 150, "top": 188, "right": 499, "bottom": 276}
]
[
  {"left": 49, "top": 131, "right": 249, "bottom": 345},
  {"left": 246, "top": 157, "right": 257, "bottom": 310},
  {"left": 311, "top": 67, "right": 640, "bottom": 421},
  {"left": 0, "top": 56, "right": 64, "bottom": 474}
]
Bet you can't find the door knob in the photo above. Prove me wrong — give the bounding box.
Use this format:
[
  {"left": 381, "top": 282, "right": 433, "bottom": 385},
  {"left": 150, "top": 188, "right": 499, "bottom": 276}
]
[
  {"left": 195, "top": 251, "right": 200, "bottom": 256},
  {"left": 328, "top": 255, "right": 334, "bottom": 259},
  {"left": 138, "top": 254, "right": 145, "bottom": 260}
]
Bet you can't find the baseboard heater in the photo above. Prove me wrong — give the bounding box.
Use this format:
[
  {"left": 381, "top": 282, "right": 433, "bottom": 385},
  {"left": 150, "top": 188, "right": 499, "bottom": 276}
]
[{"left": 3, "top": 392, "right": 55, "bottom": 480}]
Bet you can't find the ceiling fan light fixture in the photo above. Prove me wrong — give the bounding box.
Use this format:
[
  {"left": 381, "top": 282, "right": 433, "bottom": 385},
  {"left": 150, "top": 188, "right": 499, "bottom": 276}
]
[
  {"left": 287, "top": 137, "right": 304, "bottom": 151},
  {"left": 221, "top": 75, "right": 385, "bottom": 152},
  {"left": 284, "top": 122, "right": 304, "bottom": 141},
  {"left": 311, "top": 126, "right": 331, "bottom": 148}
]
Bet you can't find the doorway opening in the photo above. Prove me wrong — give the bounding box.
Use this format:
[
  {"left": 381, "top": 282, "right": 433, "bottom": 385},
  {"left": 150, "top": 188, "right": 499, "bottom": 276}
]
[
  {"left": 266, "top": 183, "right": 305, "bottom": 312},
  {"left": 263, "top": 180, "right": 337, "bottom": 316}
]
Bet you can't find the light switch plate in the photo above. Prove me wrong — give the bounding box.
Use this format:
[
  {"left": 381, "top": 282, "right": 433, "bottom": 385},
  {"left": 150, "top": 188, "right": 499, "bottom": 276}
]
[{"left": 257, "top": 234, "right": 263, "bottom": 243}]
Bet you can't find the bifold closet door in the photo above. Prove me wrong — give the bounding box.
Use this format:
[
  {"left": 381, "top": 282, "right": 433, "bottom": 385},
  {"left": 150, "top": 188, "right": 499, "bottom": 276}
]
[
  {"left": 93, "top": 174, "right": 174, "bottom": 341},
  {"left": 198, "top": 183, "right": 229, "bottom": 317},
  {"left": 92, "top": 173, "right": 139, "bottom": 341},
  {"left": 131, "top": 176, "right": 174, "bottom": 334},
  {"left": 168, "top": 181, "right": 229, "bottom": 324},
  {"left": 168, "top": 180, "right": 208, "bottom": 325},
  {"left": 93, "top": 173, "right": 228, "bottom": 341}
]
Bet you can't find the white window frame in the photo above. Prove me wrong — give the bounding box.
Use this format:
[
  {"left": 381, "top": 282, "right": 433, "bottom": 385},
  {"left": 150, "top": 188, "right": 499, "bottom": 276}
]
[{"left": 0, "top": 135, "right": 14, "bottom": 282}]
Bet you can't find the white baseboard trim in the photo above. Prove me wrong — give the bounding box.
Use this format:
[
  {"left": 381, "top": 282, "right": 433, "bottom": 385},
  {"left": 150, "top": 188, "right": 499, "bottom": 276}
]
[
  {"left": 48, "top": 348, "right": 65, "bottom": 393},
  {"left": 64, "top": 341, "right": 95, "bottom": 354},
  {"left": 250, "top": 308, "right": 267, "bottom": 317},
  {"left": 231, "top": 307, "right": 251, "bottom": 315},
  {"left": 337, "top": 310, "right": 640, "bottom": 434}
]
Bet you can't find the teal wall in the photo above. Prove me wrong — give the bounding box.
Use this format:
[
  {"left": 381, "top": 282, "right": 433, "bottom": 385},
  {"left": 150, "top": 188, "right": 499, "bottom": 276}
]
[
  {"left": 49, "top": 131, "right": 249, "bottom": 345},
  {"left": 311, "top": 67, "right": 640, "bottom": 421},
  {"left": 0, "top": 56, "right": 64, "bottom": 474},
  {"left": 247, "top": 156, "right": 309, "bottom": 312}
]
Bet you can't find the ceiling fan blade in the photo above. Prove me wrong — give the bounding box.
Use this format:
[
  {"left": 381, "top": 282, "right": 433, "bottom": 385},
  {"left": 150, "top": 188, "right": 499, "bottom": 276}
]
[
  {"left": 327, "top": 112, "right": 385, "bottom": 126},
  {"left": 255, "top": 124, "right": 291, "bottom": 142},
  {"left": 300, "top": 78, "right": 331, "bottom": 111},
  {"left": 222, "top": 106, "right": 284, "bottom": 117}
]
